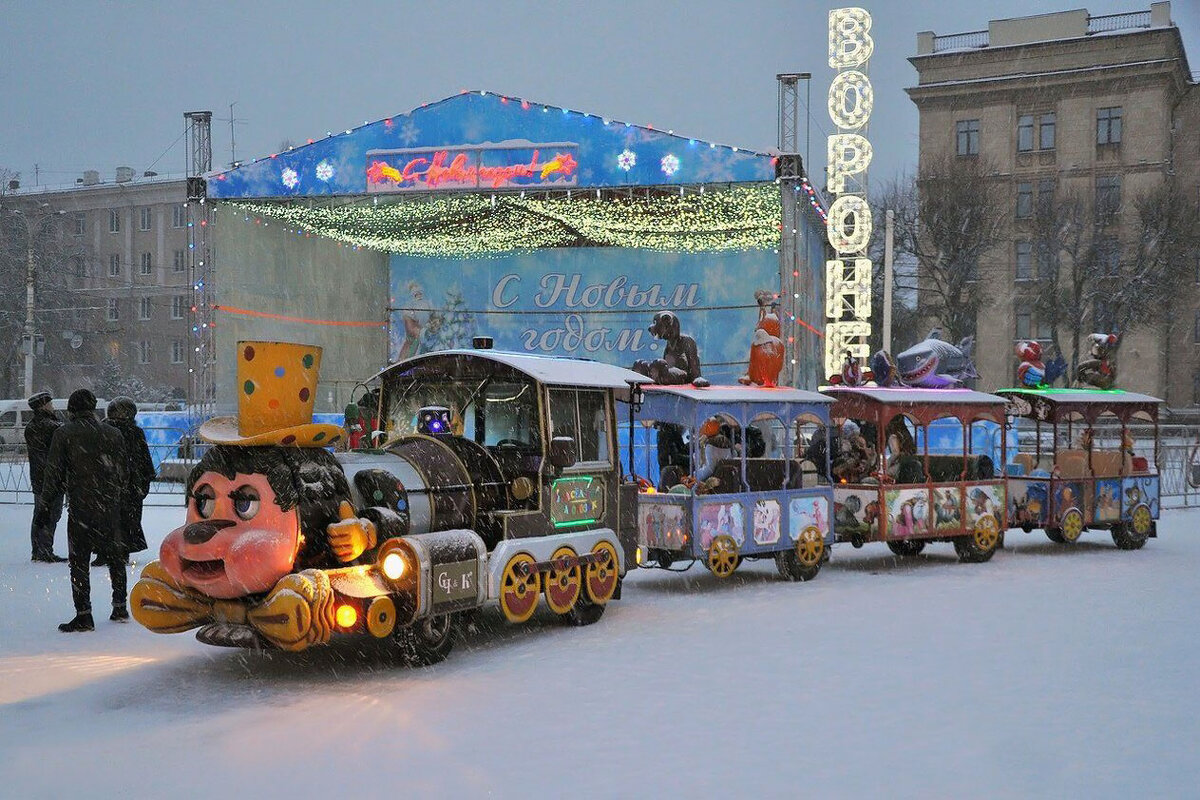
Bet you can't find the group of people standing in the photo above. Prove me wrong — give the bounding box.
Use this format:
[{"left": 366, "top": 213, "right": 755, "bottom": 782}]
[{"left": 25, "top": 390, "right": 155, "bottom": 632}]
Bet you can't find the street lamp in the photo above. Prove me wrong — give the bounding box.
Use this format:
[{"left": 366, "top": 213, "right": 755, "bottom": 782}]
[{"left": 3, "top": 203, "right": 65, "bottom": 397}]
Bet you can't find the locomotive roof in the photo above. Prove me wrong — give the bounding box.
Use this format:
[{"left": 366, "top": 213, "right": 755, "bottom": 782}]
[{"left": 374, "top": 349, "right": 650, "bottom": 396}]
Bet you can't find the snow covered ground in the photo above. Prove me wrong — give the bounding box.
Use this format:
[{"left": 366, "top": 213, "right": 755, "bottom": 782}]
[{"left": 1, "top": 503, "right": 1198, "bottom": 799}]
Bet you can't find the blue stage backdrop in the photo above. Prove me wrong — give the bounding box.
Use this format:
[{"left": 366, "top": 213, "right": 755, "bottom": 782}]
[{"left": 389, "top": 248, "right": 778, "bottom": 385}]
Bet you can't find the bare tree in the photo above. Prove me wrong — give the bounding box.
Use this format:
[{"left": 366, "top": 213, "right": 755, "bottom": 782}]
[
  {"left": 895, "top": 155, "right": 1007, "bottom": 345},
  {"left": 867, "top": 174, "right": 921, "bottom": 353},
  {"left": 1032, "top": 178, "right": 1200, "bottom": 380}
]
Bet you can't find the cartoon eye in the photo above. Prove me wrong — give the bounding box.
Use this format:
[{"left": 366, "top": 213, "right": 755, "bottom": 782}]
[
  {"left": 232, "top": 486, "right": 260, "bottom": 521},
  {"left": 194, "top": 484, "right": 216, "bottom": 519}
]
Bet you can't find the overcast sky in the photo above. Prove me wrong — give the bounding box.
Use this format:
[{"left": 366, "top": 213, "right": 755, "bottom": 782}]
[{"left": 2, "top": 0, "right": 1197, "bottom": 191}]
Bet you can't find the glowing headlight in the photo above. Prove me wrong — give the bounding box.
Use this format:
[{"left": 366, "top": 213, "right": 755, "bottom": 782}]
[
  {"left": 335, "top": 604, "right": 358, "bottom": 629},
  {"left": 382, "top": 552, "right": 406, "bottom": 580}
]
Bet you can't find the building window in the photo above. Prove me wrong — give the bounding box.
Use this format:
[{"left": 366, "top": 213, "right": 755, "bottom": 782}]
[
  {"left": 1039, "top": 113, "right": 1056, "bottom": 150},
  {"left": 1194, "top": 312, "right": 1200, "bottom": 344},
  {"left": 139, "top": 296, "right": 152, "bottom": 320},
  {"left": 1097, "top": 107, "right": 1122, "bottom": 145},
  {"left": 171, "top": 295, "right": 186, "bottom": 319},
  {"left": 956, "top": 119, "right": 979, "bottom": 156},
  {"left": 172, "top": 205, "right": 186, "bottom": 228},
  {"left": 171, "top": 340, "right": 185, "bottom": 364},
  {"left": 1036, "top": 241, "right": 1056, "bottom": 280},
  {"left": 173, "top": 249, "right": 186, "bottom": 272},
  {"left": 1015, "top": 310, "right": 1032, "bottom": 340},
  {"left": 139, "top": 207, "right": 152, "bottom": 231},
  {"left": 108, "top": 209, "right": 121, "bottom": 233},
  {"left": 1015, "top": 241, "right": 1033, "bottom": 281},
  {"left": 1096, "top": 175, "right": 1122, "bottom": 221},
  {"left": 1098, "top": 237, "right": 1120, "bottom": 276},
  {"left": 138, "top": 341, "right": 151, "bottom": 364},
  {"left": 107, "top": 298, "right": 119, "bottom": 321},
  {"left": 1036, "top": 178, "right": 1056, "bottom": 215},
  {"left": 1016, "top": 183, "right": 1033, "bottom": 219},
  {"left": 1017, "top": 115, "right": 1034, "bottom": 152},
  {"left": 73, "top": 212, "right": 86, "bottom": 236},
  {"left": 108, "top": 254, "right": 121, "bottom": 277},
  {"left": 139, "top": 252, "right": 152, "bottom": 275},
  {"left": 1035, "top": 315, "right": 1053, "bottom": 341},
  {"left": 73, "top": 255, "right": 87, "bottom": 278}
]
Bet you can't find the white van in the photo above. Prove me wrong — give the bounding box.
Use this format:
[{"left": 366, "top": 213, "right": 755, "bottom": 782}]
[{"left": 0, "top": 398, "right": 111, "bottom": 450}]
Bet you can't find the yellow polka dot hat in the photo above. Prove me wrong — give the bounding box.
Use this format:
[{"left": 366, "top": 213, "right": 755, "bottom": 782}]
[{"left": 199, "top": 341, "right": 344, "bottom": 447}]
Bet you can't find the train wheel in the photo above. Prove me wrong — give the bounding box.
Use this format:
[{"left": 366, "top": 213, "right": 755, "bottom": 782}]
[
  {"left": 1113, "top": 505, "right": 1152, "bottom": 550},
  {"left": 396, "top": 613, "right": 458, "bottom": 666},
  {"left": 706, "top": 535, "right": 740, "bottom": 579},
  {"left": 1046, "top": 528, "right": 1066, "bottom": 544},
  {"left": 561, "top": 585, "right": 614, "bottom": 626},
  {"left": 499, "top": 553, "right": 541, "bottom": 624},
  {"left": 886, "top": 539, "right": 926, "bottom": 558},
  {"left": 954, "top": 516, "right": 1000, "bottom": 564},
  {"left": 584, "top": 541, "right": 620, "bottom": 605},
  {"left": 775, "top": 526, "right": 824, "bottom": 581},
  {"left": 544, "top": 546, "right": 582, "bottom": 615},
  {"left": 1059, "top": 508, "right": 1085, "bottom": 544}
]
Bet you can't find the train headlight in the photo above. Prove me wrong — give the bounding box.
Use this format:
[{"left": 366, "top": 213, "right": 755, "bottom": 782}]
[
  {"left": 335, "top": 604, "right": 358, "bottom": 629},
  {"left": 382, "top": 551, "right": 406, "bottom": 580}
]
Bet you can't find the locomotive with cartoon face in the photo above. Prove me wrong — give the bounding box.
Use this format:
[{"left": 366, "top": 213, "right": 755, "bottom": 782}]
[{"left": 132, "top": 342, "right": 642, "bottom": 664}]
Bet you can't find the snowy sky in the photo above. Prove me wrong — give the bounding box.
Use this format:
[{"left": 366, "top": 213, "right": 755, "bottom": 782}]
[{"left": 2, "top": 0, "right": 1198, "bottom": 190}]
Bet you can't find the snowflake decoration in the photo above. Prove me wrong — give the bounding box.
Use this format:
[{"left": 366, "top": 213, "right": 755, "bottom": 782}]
[
  {"left": 281, "top": 168, "right": 299, "bottom": 189},
  {"left": 315, "top": 160, "right": 335, "bottom": 182},
  {"left": 617, "top": 149, "right": 637, "bottom": 171},
  {"left": 400, "top": 118, "right": 420, "bottom": 146},
  {"left": 660, "top": 154, "right": 680, "bottom": 176}
]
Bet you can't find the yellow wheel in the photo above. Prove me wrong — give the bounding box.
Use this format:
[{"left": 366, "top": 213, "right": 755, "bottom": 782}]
[
  {"left": 544, "top": 546, "right": 581, "bottom": 615},
  {"left": 366, "top": 596, "right": 397, "bottom": 638},
  {"left": 795, "top": 525, "right": 825, "bottom": 569},
  {"left": 706, "top": 534, "right": 740, "bottom": 579},
  {"left": 972, "top": 515, "right": 1000, "bottom": 552},
  {"left": 1131, "top": 504, "right": 1153, "bottom": 537},
  {"left": 584, "top": 541, "right": 620, "bottom": 605},
  {"left": 1060, "top": 508, "right": 1084, "bottom": 544},
  {"left": 499, "top": 553, "right": 541, "bottom": 624}
]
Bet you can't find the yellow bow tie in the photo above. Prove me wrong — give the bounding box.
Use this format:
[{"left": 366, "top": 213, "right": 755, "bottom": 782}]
[{"left": 130, "top": 561, "right": 336, "bottom": 652}]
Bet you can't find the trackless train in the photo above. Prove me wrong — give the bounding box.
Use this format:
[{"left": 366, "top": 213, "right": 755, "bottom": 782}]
[{"left": 130, "top": 342, "right": 1162, "bottom": 664}]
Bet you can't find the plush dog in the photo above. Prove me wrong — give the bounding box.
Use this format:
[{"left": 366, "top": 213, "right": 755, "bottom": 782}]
[{"left": 632, "top": 310, "right": 709, "bottom": 387}]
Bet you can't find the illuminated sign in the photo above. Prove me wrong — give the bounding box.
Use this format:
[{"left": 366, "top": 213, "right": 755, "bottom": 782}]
[
  {"left": 366, "top": 142, "right": 579, "bottom": 193},
  {"left": 550, "top": 476, "right": 604, "bottom": 528},
  {"left": 825, "top": 7, "right": 875, "bottom": 379}
]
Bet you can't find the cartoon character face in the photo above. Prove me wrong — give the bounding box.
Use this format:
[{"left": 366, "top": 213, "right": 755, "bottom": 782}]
[{"left": 159, "top": 471, "right": 302, "bottom": 599}]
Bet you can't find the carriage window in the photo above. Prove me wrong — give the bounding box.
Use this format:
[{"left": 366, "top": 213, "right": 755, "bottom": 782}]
[{"left": 549, "top": 389, "right": 609, "bottom": 464}]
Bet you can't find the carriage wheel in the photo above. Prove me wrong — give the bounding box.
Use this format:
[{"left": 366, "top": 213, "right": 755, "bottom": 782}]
[
  {"left": 499, "top": 553, "right": 541, "bottom": 624},
  {"left": 1113, "top": 505, "right": 1153, "bottom": 550},
  {"left": 954, "top": 516, "right": 1000, "bottom": 564},
  {"left": 584, "top": 541, "right": 620, "bottom": 605},
  {"left": 1059, "top": 508, "right": 1085, "bottom": 544},
  {"left": 776, "top": 526, "right": 824, "bottom": 581},
  {"left": 886, "top": 539, "right": 926, "bottom": 557},
  {"left": 396, "top": 613, "right": 458, "bottom": 666},
  {"left": 544, "top": 546, "right": 582, "bottom": 615},
  {"left": 706, "top": 535, "right": 740, "bottom": 579}
]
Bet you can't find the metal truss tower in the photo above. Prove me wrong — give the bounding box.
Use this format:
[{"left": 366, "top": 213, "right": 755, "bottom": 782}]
[
  {"left": 184, "top": 111, "right": 215, "bottom": 418},
  {"left": 777, "top": 74, "right": 807, "bottom": 387}
]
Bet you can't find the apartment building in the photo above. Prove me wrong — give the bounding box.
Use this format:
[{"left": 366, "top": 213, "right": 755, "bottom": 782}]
[
  {"left": 907, "top": 2, "right": 1199, "bottom": 405},
  {"left": 4, "top": 170, "right": 192, "bottom": 399}
]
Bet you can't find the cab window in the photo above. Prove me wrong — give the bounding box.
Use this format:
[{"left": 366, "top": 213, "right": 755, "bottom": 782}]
[{"left": 549, "top": 388, "right": 610, "bottom": 464}]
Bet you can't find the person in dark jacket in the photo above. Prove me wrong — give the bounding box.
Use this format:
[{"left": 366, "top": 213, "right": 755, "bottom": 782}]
[
  {"left": 25, "top": 391, "right": 67, "bottom": 562},
  {"left": 41, "top": 388, "right": 130, "bottom": 632},
  {"left": 97, "top": 397, "right": 153, "bottom": 566}
]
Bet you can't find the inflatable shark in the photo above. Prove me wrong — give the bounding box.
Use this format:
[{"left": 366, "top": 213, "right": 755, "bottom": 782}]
[{"left": 874, "top": 329, "right": 978, "bottom": 389}]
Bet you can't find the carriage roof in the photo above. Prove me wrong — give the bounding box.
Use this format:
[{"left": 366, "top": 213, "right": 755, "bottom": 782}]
[
  {"left": 820, "top": 386, "right": 1008, "bottom": 426},
  {"left": 995, "top": 388, "right": 1162, "bottom": 425},
  {"left": 637, "top": 384, "right": 833, "bottom": 429},
  {"left": 373, "top": 350, "right": 649, "bottom": 399}
]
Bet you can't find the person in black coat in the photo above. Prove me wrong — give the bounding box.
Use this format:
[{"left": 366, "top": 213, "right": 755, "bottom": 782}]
[
  {"left": 98, "top": 397, "right": 153, "bottom": 566},
  {"left": 40, "top": 389, "right": 130, "bottom": 632},
  {"left": 24, "top": 391, "right": 67, "bottom": 562}
]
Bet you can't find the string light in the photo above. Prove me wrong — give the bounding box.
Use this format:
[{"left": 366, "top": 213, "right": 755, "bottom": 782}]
[{"left": 228, "top": 185, "right": 782, "bottom": 258}]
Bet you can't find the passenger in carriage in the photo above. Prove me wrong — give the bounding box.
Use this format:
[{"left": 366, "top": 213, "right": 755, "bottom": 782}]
[
  {"left": 885, "top": 432, "right": 925, "bottom": 484},
  {"left": 832, "top": 420, "right": 873, "bottom": 483}
]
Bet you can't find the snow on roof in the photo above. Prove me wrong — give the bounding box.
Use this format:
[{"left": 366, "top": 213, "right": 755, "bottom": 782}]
[
  {"left": 996, "top": 388, "right": 1163, "bottom": 406},
  {"left": 376, "top": 349, "right": 649, "bottom": 391},
  {"left": 643, "top": 385, "right": 832, "bottom": 406},
  {"left": 821, "top": 386, "right": 1007, "bottom": 405}
]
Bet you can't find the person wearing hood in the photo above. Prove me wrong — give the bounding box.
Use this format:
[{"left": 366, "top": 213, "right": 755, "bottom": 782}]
[
  {"left": 25, "top": 392, "right": 67, "bottom": 563},
  {"left": 97, "top": 397, "right": 153, "bottom": 567},
  {"left": 40, "top": 389, "right": 130, "bottom": 632}
]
